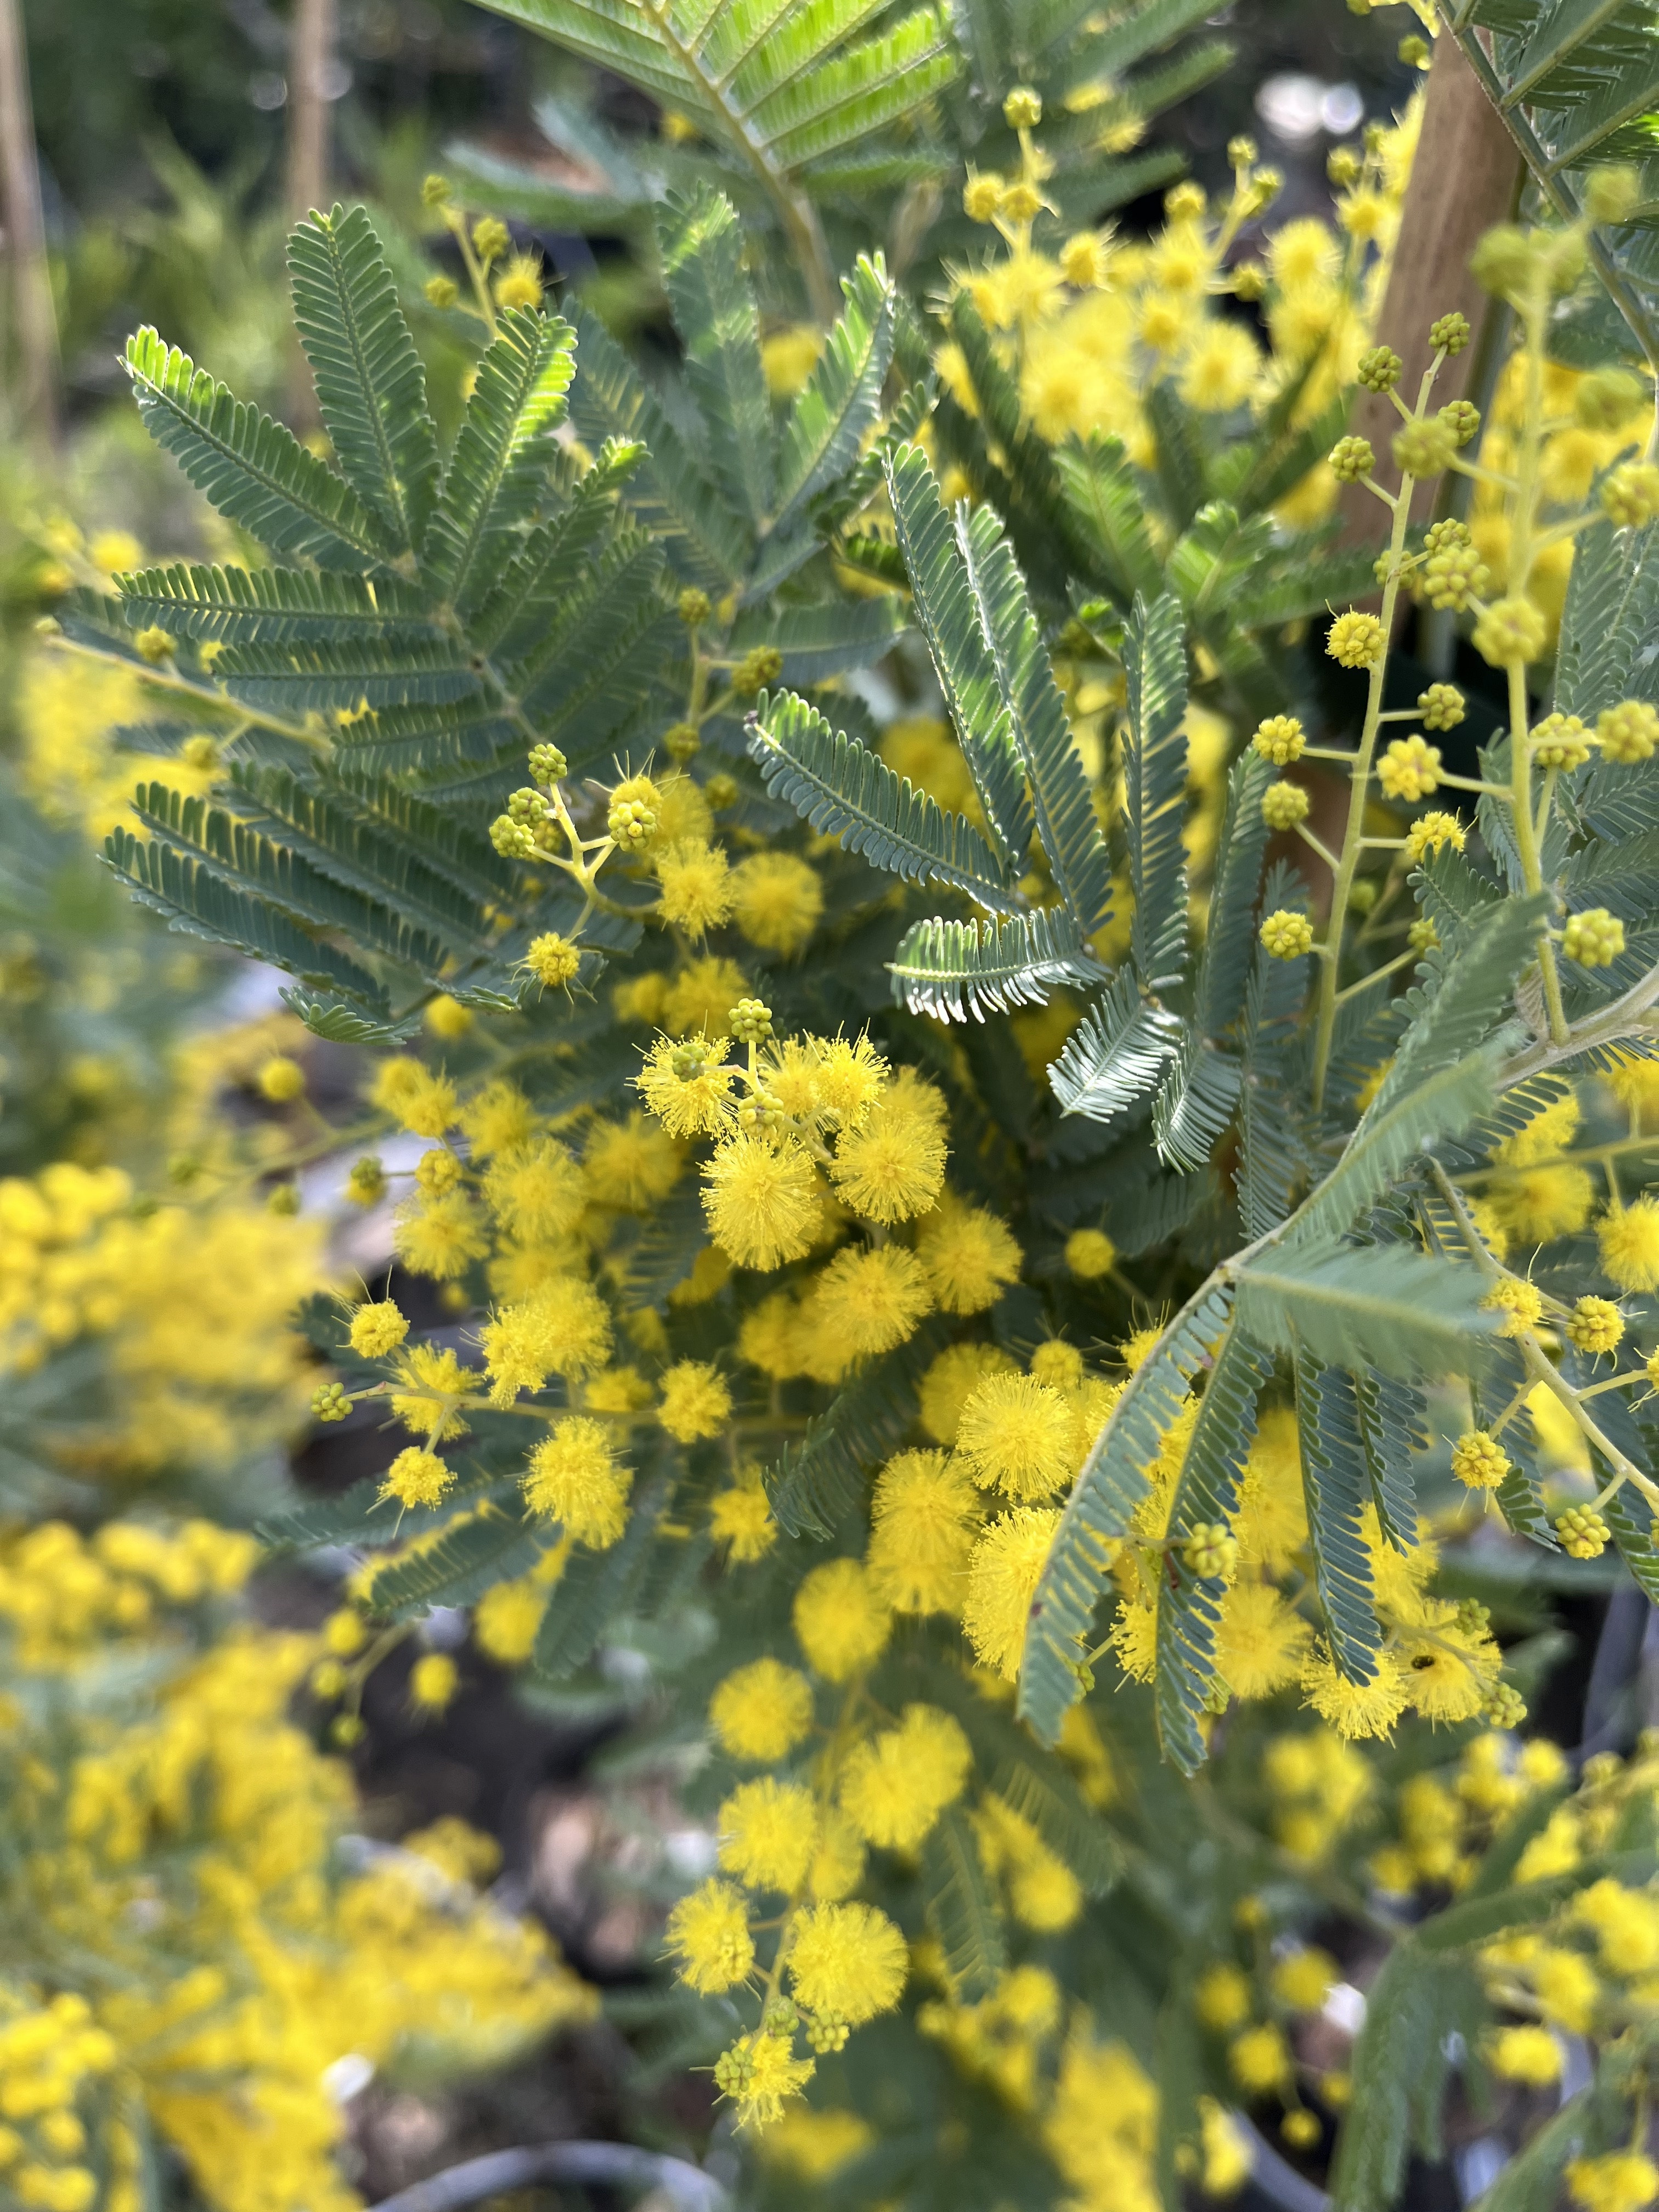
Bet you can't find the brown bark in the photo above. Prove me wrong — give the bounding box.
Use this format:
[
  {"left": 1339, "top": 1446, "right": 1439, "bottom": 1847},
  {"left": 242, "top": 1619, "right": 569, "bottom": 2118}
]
[
  {"left": 285, "top": 0, "right": 336, "bottom": 427},
  {"left": 0, "top": 0, "right": 60, "bottom": 446},
  {"left": 1336, "top": 34, "right": 1522, "bottom": 548}
]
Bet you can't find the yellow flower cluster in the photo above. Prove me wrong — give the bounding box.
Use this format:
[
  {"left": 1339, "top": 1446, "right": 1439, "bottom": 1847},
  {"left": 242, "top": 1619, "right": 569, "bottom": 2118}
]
[
  {"left": 0, "top": 1521, "right": 594, "bottom": 2212},
  {"left": 0, "top": 1159, "right": 322, "bottom": 1484},
  {"left": 943, "top": 103, "right": 1419, "bottom": 528}
]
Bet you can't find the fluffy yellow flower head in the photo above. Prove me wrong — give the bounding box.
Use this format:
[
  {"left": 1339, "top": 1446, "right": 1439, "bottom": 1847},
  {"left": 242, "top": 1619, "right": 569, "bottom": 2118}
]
[
  {"left": 1064, "top": 1226, "right": 1115, "bottom": 1279},
  {"left": 794, "top": 1557, "right": 891, "bottom": 1681},
  {"left": 718, "top": 1777, "right": 819, "bottom": 1892},
  {"left": 381, "top": 1446, "right": 453, "bottom": 1509},
  {"left": 349, "top": 1300, "right": 409, "bottom": 1359},
  {"left": 962, "top": 1506, "right": 1060, "bottom": 1678},
  {"left": 1599, "top": 1198, "right": 1659, "bottom": 1292},
  {"left": 917, "top": 1341, "right": 1018, "bottom": 1443},
  {"left": 809, "top": 1245, "right": 933, "bottom": 1361},
  {"left": 830, "top": 1086, "right": 949, "bottom": 1223},
  {"left": 917, "top": 1201, "right": 1023, "bottom": 1314},
  {"left": 867, "top": 1448, "right": 980, "bottom": 1614},
  {"left": 665, "top": 1877, "right": 755, "bottom": 1993},
  {"left": 838, "top": 1704, "right": 971, "bottom": 1849},
  {"left": 709, "top": 1481, "right": 777, "bottom": 1563},
  {"left": 482, "top": 1137, "right": 588, "bottom": 1242},
  {"left": 955, "top": 1373, "right": 1075, "bottom": 1499},
  {"left": 703, "top": 1134, "right": 819, "bottom": 1270},
  {"left": 523, "top": 1416, "right": 631, "bottom": 1547},
  {"left": 371, "top": 1057, "right": 458, "bottom": 1136},
  {"left": 656, "top": 840, "right": 734, "bottom": 935},
  {"left": 787, "top": 1901, "right": 908, "bottom": 2025},
  {"left": 710, "top": 1657, "right": 815, "bottom": 1761},
  {"left": 1301, "top": 1646, "right": 1409, "bottom": 1739},
  {"left": 657, "top": 1359, "right": 732, "bottom": 1441},
  {"left": 583, "top": 1112, "right": 680, "bottom": 1210},
  {"left": 480, "top": 1277, "right": 613, "bottom": 1401},
  {"left": 731, "top": 853, "right": 824, "bottom": 954}
]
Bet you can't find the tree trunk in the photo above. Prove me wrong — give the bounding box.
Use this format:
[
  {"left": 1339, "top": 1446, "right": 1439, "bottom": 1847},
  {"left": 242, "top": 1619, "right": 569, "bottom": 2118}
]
[
  {"left": 0, "top": 0, "right": 59, "bottom": 446},
  {"left": 1337, "top": 33, "right": 1522, "bottom": 548},
  {"left": 285, "top": 0, "right": 336, "bottom": 426}
]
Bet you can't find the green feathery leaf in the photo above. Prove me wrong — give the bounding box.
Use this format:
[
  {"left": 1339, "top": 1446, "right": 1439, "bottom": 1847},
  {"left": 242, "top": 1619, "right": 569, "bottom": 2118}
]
[
  {"left": 287, "top": 205, "right": 441, "bottom": 556},
  {"left": 1238, "top": 1239, "right": 1496, "bottom": 1380},
  {"left": 1295, "top": 1355, "right": 1381, "bottom": 1683},
  {"left": 889, "top": 910, "right": 1107, "bottom": 1022},
  {"left": 747, "top": 689, "right": 1021, "bottom": 912},
  {"left": 658, "top": 185, "right": 775, "bottom": 532},
  {"left": 124, "top": 326, "right": 391, "bottom": 570},
  {"left": 1048, "top": 967, "right": 1183, "bottom": 1126},
  {"left": 774, "top": 252, "right": 895, "bottom": 531},
  {"left": 1121, "top": 591, "right": 1189, "bottom": 993}
]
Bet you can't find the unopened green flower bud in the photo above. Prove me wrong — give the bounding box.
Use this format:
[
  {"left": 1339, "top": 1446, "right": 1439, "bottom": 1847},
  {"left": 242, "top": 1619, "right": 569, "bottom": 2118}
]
[
  {"left": 677, "top": 586, "right": 712, "bottom": 627},
  {"left": 528, "top": 742, "right": 567, "bottom": 785},
  {"left": 1003, "top": 86, "right": 1042, "bottom": 128},
  {"left": 1584, "top": 163, "right": 1641, "bottom": 226},
  {"left": 1438, "top": 398, "right": 1481, "bottom": 449},
  {"left": 1329, "top": 434, "right": 1375, "bottom": 483},
  {"left": 1393, "top": 416, "right": 1457, "bottom": 477},
  {"left": 1356, "top": 345, "right": 1401, "bottom": 393},
  {"left": 1429, "top": 309, "right": 1470, "bottom": 354},
  {"left": 728, "top": 997, "right": 774, "bottom": 1044}
]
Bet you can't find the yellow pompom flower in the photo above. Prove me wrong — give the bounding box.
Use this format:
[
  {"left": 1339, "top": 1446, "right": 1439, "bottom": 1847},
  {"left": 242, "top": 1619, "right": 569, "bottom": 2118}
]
[
  {"left": 1567, "top": 1296, "right": 1623, "bottom": 1355},
  {"left": 582, "top": 1111, "right": 680, "bottom": 1213},
  {"left": 380, "top": 1446, "right": 454, "bottom": 1509},
  {"left": 837, "top": 1704, "right": 971, "bottom": 1849},
  {"left": 1195, "top": 1962, "right": 1251, "bottom": 2030},
  {"left": 787, "top": 1901, "right": 908, "bottom": 2025},
  {"left": 1565, "top": 2151, "right": 1659, "bottom": 2212},
  {"left": 1487, "top": 2024, "right": 1561, "bottom": 2086},
  {"left": 714, "top": 2029, "right": 816, "bottom": 2130},
  {"left": 1405, "top": 811, "right": 1465, "bottom": 861},
  {"left": 1599, "top": 1198, "right": 1659, "bottom": 1292},
  {"left": 410, "top": 1651, "right": 459, "bottom": 1713},
  {"left": 523, "top": 1417, "right": 632, "bottom": 1547},
  {"left": 1064, "top": 1226, "right": 1115, "bottom": 1279},
  {"left": 349, "top": 1300, "right": 409, "bottom": 1359},
  {"left": 480, "top": 1278, "right": 613, "bottom": 1400},
  {"left": 718, "top": 1777, "right": 819, "bottom": 1892},
  {"left": 1251, "top": 714, "right": 1305, "bottom": 765},
  {"left": 523, "top": 933, "right": 581, "bottom": 989},
  {"left": 482, "top": 1136, "right": 588, "bottom": 1242},
  {"left": 460, "top": 1078, "right": 537, "bottom": 1157},
  {"left": 1482, "top": 1276, "right": 1544, "bottom": 1335},
  {"left": 810, "top": 1245, "right": 933, "bottom": 1359},
  {"left": 1216, "top": 1583, "right": 1309, "bottom": 1699},
  {"left": 918, "top": 1341, "right": 1018, "bottom": 1443},
  {"left": 1272, "top": 1946, "right": 1337, "bottom": 2012},
  {"left": 1327, "top": 611, "right": 1385, "bottom": 669},
  {"left": 1451, "top": 1430, "right": 1510, "bottom": 1489},
  {"left": 1490, "top": 1162, "right": 1595, "bottom": 1243},
  {"left": 1229, "top": 2022, "right": 1290, "bottom": 2092},
  {"left": 710, "top": 1657, "right": 815, "bottom": 1761},
  {"left": 1598, "top": 700, "right": 1659, "bottom": 763},
  {"left": 1260, "top": 910, "right": 1313, "bottom": 960},
  {"left": 656, "top": 841, "right": 734, "bottom": 936},
  {"left": 256, "top": 1054, "right": 306, "bottom": 1102},
  {"left": 1377, "top": 734, "right": 1442, "bottom": 800},
  {"left": 1563, "top": 908, "right": 1626, "bottom": 968},
  {"left": 637, "top": 1033, "right": 735, "bottom": 1138},
  {"left": 657, "top": 1359, "right": 733, "bottom": 1441},
  {"left": 709, "top": 1482, "right": 777, "bottom": 1562},
  {"left": 830, "top": 1087, "right": 949, "bottom": 1223},
  {"left": 664, "top": 955, "right": 751, "bottom": 1037},
  {"left": 916, "top": 1202, "right": 1022, "bottom": 1313},
  {"left": 738, "top": 1291, "right": 803, "bottom": 1378},
  {"left": 703, "top": 1134, "right": 819, "bottom": 1269},
  {"left": 956, "top": 1373, "right": 1075, "bottom": 1499},
  {"left": 730, "top": 854, "right": 823, "bottom": 954},
  {"left": 866, "top": 1448, "right": 980, "bottom": 1613},
  {"left": 665, "top": 1878, "right": 755, "bottom": 1993},
  {"left": 962, "top": 1507, "right": 1060, "bottom": 1679},
  {"left": 394, "top": 1189, "right": 490, "bottom": 1279},
  {"left": 371, "top": 1057, "right": 458, "bottom": 1136},
  {"left": 475, "top": 1579, "right": 549, "bottom": 1664},
  {"left": 794, "top": 1557, "right": 891, "bottom": 1680},
  {"left": 1473, "top": 595, "right": 1548, "bottom": 669},
  {"left": 1301, "top": 1647, "right": 1409, "bottom": 1739}
]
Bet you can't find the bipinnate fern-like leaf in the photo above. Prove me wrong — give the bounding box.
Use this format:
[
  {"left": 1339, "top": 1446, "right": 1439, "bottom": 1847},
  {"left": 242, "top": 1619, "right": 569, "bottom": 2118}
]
[
  {"left": 567, "top": 308, "right": 751, "bottom": 588},
  {"left": 123, "top": 327, "right": 392, "bottom": 571},
  {"left": 657, "top": 185, "right": 774, "bottom": 533},
  {"left": 287, "top": 205, "right": 441, "bottom": 556},
  {"left": 1121, "top": 590, "right": 1190, "bottom": 995},
  {"left": 1294, "top": 1356, "right": 1382, "bottom": 1685},
  {"left": 421, "top": 307, "right": 577, "bottom": 614},
  {"left": 883, "top": 442, "right": 1035, "bottom": 874},
  {"left": 921, "top": 1805, "right": 1007, "bottom": 2001},
  {"left": 114, "top": 561, "right": 437, "bottom": 642},
  {"left": 1154, "top": 1327, "right": 1274, "bottom": 1773},
  {"left": 465, "top": 0, "right": 958, "bottom": 218},
  {"left": 746, "top": 690, "right": 1021, "bottom": 912},
  {"left": 1047, "top": 967, "right": 1183, "bottom": 1127},
  {"left": 1019, "top": 1282, "right": 1237, "bottom": 1745},
  {"left": 1235, "top": 1239, "right": 1496, "bottom": 1380},
  {"left": 889, "top": 911, "right": 1108, "bottom": 1022},
  {"left": 774, "top": 253, "right": 895, "bottom": 531}
]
